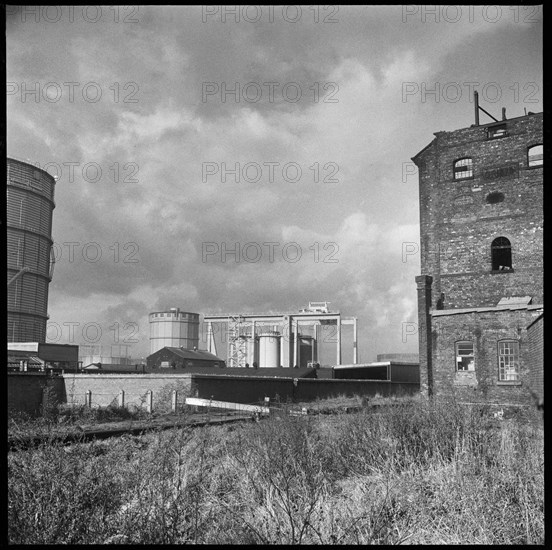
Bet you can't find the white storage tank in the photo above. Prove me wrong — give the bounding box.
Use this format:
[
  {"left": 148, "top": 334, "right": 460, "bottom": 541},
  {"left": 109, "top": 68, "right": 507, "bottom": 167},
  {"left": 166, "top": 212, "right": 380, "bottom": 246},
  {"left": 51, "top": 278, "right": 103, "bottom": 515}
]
[
  {"left": 149, "top": 308, "right": 200, "bottom": 355},
  {"left": 258, "top": 331, "right": 280, "bottom": 368},
  {"left": 240, "top": 334, "right": 259, "bottom": 367},
  {"left": 299, "top": 335, "right": 316, "bottom": 368}
]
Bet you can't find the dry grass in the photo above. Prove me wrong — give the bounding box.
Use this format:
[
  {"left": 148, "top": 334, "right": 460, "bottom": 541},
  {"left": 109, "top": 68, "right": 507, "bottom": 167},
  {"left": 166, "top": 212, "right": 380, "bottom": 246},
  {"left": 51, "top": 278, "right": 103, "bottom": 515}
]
[{"left": 8, "top": 396, "right": 544, "bottom": 544}]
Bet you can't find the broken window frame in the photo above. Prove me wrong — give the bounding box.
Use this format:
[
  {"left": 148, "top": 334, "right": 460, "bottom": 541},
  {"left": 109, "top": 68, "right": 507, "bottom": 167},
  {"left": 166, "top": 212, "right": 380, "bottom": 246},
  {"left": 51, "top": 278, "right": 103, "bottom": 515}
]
[
  {"left": 487, "top": 124, "right": 508, "bottom": 139},
  {"left": 453, "top": 158, "right": 474, "bottom": 180},
  {"left": 455, "top": 341, "right": 475, "bottom": 372},
  {"left": 527, "top": 144, "right": 543, "bottom": 167},
  {"left": 498, "top": 340, "right": 520, "bottom": 381},
  {"left": 491, "top": 236, "right": 513, "bottom": 271}
]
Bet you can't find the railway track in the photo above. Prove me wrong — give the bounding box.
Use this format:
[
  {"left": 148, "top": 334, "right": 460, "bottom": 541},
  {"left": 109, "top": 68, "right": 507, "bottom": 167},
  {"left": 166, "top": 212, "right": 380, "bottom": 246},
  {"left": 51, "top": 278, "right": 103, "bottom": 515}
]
[{"left": 8, "top": 412, "right": 255, "bottom": 451}]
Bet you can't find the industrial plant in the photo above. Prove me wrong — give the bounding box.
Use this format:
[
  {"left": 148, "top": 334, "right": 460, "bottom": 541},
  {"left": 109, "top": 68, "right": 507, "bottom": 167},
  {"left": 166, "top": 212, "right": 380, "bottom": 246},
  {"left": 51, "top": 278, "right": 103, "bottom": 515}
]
[
  {"left": 203, "top": 301, "right": 357, "bottom": 369},
  {"left": 7, "top": 100, "right": 543, "bottom": 414}
]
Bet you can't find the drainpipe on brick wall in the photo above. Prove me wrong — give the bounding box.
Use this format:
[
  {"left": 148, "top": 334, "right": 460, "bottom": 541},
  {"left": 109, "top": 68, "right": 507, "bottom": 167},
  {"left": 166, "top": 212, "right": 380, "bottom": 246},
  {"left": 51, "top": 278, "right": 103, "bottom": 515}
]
[{"left": 416, "top": 275, "right": 433, "bottom": 397}]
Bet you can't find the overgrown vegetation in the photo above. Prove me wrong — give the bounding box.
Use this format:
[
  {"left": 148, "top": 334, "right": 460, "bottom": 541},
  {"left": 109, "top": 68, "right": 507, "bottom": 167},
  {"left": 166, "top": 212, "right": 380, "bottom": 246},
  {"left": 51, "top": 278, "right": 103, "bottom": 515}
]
[{"left": 8, "top": 396, "right": 544, "bottom": 544}]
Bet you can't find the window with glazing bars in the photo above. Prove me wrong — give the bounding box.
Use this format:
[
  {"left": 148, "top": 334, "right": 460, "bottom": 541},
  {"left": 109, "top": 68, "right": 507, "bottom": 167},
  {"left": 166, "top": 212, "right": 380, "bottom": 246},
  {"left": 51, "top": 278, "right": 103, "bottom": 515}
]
[
  {"left": 498, "top": 340, "right": 519, "bottom": 381},
  {"left": 453, "top": 158, "right": 473, "bottom": 180}
]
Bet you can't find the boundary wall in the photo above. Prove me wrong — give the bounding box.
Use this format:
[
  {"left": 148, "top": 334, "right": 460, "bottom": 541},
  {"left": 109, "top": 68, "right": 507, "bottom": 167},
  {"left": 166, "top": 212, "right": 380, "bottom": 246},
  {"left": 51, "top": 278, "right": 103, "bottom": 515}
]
[{"left": 8, "top": 372, "right": 419, "bottom": 416}]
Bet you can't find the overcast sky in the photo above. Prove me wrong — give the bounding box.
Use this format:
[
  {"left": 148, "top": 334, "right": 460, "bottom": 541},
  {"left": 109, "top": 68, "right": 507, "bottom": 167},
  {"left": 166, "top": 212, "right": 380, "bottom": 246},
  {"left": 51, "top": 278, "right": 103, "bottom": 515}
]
[{"left": 6, "top": 5, "right": 543, "bottom": 363}]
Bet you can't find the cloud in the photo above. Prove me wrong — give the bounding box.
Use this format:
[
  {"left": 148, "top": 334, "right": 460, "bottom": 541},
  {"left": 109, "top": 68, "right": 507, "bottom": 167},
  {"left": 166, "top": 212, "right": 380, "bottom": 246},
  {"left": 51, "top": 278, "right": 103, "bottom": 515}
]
[{"left": 7, "top": 5, "right": 542, "bottom": 360}]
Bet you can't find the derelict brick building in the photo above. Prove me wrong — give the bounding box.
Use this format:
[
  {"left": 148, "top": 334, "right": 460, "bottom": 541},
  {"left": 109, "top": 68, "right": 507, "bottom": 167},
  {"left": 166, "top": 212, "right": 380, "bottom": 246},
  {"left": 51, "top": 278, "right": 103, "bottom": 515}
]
[{"left": 412, "top": 110, "right": 543, "bottom": 405}]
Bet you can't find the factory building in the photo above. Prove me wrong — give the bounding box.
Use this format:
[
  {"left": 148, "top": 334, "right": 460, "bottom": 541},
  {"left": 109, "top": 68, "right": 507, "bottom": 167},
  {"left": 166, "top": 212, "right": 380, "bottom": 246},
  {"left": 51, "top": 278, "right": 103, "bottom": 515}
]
[
  {"left": 412, "top": 101, "right": 543, "bottom": 405},
  {"left": 7, "top": 158, "right": 56, "bottom": 342},
  {"left": 79, "top": 344, "right": 133, "bottom": 367},
  {"left": 147, "top": 347, "right": 225, "bottom": 370},
  {"left": 149, "top": 308, "right": 200, "bottom": 355},
  {"left": 8, "top": 342, "right": 79, "bottom": 372},
  {"left": 204, "top": 302, "right": 357, "bottom": 369}
]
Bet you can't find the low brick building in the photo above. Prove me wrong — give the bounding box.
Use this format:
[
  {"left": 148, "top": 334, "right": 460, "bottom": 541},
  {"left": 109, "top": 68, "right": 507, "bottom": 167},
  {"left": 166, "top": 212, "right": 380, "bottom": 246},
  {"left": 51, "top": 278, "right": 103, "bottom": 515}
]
[
  {"left": 412, "top": 109, "right": 543, "bottom": 405},
  {"left": 147, "top": 347, "right": 225, "bottom": 370}
]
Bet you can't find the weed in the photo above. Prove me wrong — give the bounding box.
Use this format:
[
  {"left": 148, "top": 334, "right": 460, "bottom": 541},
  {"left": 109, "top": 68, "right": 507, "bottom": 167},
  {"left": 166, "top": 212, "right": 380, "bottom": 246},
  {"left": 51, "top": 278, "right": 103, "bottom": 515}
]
[{"left": 8, "top": 395, "right": 544, "bottom": 544}]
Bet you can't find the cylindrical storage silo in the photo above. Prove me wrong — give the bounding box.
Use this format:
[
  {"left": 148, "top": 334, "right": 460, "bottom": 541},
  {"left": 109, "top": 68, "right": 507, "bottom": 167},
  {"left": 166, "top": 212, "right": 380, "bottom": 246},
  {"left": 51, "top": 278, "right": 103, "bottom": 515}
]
[
  {"left": 258, "top": 331, "right": 280, "bottom": 368},
  {"left": 7, "top": 159, "right": 56, "bottom": 342},
  {"left": 243, "top": 334, "right": 258, "bottom": 367},
  {"left": 149, "top": 308, "right": 200, "bottom": 354},
  {"left": 299, "top": 335, "right": 316, "bottom": 368}
]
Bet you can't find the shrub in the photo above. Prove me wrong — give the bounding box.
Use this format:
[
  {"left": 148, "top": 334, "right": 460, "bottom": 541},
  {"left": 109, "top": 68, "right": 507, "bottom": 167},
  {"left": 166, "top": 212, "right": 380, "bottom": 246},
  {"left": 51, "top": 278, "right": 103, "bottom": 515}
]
[{"left": 8, "top": 395, "right": 544, "bottom": 544}]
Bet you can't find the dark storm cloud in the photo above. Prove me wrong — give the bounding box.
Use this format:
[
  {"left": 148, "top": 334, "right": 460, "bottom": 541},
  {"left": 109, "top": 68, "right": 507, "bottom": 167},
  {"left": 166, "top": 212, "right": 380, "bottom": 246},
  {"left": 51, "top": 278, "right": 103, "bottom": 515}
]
[{"left": 7, "top": 5, "right": 542, "bottom": 360}]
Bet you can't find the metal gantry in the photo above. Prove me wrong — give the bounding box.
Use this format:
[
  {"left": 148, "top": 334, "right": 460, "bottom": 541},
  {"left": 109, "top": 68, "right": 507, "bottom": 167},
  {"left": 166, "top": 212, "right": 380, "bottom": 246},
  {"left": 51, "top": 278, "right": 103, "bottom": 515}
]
[{"left": 204, "top": 304, "right": 358, "bottom": 368}]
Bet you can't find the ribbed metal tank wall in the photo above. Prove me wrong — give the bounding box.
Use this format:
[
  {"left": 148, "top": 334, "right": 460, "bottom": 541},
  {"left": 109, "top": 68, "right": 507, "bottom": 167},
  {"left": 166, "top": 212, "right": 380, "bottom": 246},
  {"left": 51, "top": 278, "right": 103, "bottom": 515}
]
[
  {"left": 149, "top": 308, "right": 200, "bottom": 355},
  {"left": 7, "top": 158, "right": 56, "bottom": 342},
  {"left": 258, "top": 331, "right": 281, "bottom": 368}
]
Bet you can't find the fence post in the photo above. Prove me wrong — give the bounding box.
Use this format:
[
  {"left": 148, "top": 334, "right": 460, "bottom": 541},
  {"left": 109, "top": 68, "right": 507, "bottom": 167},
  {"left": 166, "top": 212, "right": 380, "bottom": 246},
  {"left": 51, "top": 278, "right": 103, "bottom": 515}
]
[
  {"left": 146, "top": 390, "right": 153, "bottom": 413},
  {"left": 171, "top": 389, "right": 178, "bottom": 413},
  {"left": 85, "top": 390, "right": 92, "bottom": 408},
  {"left": 118, "top": 390, "right": 125, "bottom": 409}
]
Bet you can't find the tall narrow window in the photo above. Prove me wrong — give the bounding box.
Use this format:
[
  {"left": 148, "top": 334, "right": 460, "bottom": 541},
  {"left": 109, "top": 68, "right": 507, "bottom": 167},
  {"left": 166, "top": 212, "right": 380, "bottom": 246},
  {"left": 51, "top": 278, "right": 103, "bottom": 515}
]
[
  {"left": 453, "top": 158, "right": 473, "bottom": 180},
  {"left": 456, "top": 341, "right": 475, "bottom": 371},
  {"left": 528, "top": 145, "right": 543, "bottom": 167},
  {"left": 498, "top": 340, "right": 519, "bottom": 381},
  {"left": 491, "top": 237, "right": 512, "bottom": 271}
]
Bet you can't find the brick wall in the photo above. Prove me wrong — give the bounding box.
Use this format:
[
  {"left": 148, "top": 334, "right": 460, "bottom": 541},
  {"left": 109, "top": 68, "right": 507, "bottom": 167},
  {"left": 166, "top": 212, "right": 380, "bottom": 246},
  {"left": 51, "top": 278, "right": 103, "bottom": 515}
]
[
  {"left": 190, "top": 374, "right": 418, "bottom": 404},
  {"left": 429, "top": 308, "right": 541, "bottom": 405},
  {"left": 8, "top": 372, "right": 419, "bottom": 416},
  {"left": 414, "top": 113, "right": 543, "bottom": 310},
  {"left": 8, "top": 373, "right": 65, "bottom": 417},
  {"left": 525, "top": 314, "right": 543, "bottom": 402},
  {"left": 413, "top": 113, "right": 543, "bottom": 405},
  {"left": 62, "top": 374, "right": 193, "bottom": 409}
]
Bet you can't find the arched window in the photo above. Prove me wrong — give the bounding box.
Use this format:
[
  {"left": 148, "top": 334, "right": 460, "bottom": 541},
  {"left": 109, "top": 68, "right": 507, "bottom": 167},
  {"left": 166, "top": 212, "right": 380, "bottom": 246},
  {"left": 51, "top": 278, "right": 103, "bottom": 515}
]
[
  {"left": 491, "top": 237, "right": 512, "bottom": 271},
  {"left": 453, "top": 158, "right": 473, "bottom": 180},
  {"left": 528, "top": 144, "right": 543, "bottom": 167}
]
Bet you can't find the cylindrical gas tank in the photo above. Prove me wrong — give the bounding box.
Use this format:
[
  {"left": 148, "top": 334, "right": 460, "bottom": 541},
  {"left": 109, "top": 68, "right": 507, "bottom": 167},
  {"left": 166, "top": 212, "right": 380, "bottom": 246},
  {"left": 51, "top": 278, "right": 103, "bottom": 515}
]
[
  {"left": 245, "top": 335, "right": 258, "bottom": 367},
  {"left": 7, "top": 158, "right": 56, "bottom": 342},
  {"left": 258, "top": 331, "right": 280, "bottom": 368}
]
